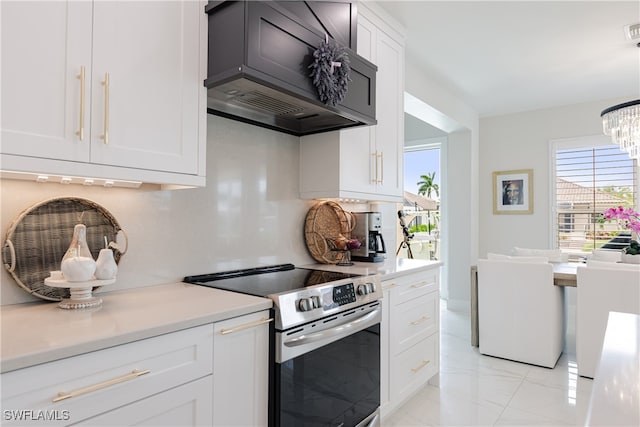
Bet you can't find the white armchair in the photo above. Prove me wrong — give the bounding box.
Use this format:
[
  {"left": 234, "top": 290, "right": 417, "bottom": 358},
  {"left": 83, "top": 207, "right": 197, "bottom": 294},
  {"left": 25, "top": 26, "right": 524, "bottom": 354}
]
[
  {"left": 478, "top": 258, "right": 563, "bottom": 368},
  {"left": 576, "top": 262, "right": 640, "bottom": 378}
]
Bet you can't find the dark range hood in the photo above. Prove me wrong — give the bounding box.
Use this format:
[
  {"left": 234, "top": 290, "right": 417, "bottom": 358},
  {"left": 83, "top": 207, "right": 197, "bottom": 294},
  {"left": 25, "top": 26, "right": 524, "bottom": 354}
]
[{"left": 204, "top": 1, "right": 377, "bottom": 136}]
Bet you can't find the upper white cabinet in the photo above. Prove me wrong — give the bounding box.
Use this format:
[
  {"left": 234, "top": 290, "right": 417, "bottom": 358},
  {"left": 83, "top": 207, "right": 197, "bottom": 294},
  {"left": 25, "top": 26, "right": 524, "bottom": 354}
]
[
  {"left": 1, "top": 0, "right": 206, "bottom": 187},
  {"left": 300, "top": 5, "right": 404, "bottom": 202}
]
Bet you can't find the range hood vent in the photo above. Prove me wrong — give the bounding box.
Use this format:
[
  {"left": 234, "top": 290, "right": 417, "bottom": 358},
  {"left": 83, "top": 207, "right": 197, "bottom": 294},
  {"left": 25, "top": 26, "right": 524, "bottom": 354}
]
[
  {"left": 233, "top": 91, "right": 305, "bottom": 116},
  {"left": 205, "top": 1, "right": 377, "bottom": 137}
]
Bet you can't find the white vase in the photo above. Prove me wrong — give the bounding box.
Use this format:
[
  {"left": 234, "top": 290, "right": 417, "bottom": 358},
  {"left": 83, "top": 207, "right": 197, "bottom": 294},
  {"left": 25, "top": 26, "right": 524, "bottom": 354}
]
[
  {"left": 621, "top": 253, "right": 640, "bottom": 264},
  {"left": 61, "top": 224, "right": 96, "bottom": 282}
]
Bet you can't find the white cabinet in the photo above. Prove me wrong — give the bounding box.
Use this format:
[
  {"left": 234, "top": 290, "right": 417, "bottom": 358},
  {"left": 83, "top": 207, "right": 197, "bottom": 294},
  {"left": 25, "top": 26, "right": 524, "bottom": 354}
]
[
  {"left": 1, "top": 0, "right": 206, "bottom": 187},
  {"left": 212, "top": 310, "right": 271, "bottom": 427},
  {"left": 1, "top": 324, "right": 214, "bottom": 426},
  {"left": 380, "top": 268, "right": 440, "bottom": 419},
  {"left": 1, "top": 308, "right": 273, "bottom": 427},
  {"left": 299, "top": 7, "right": 404, "bottom": 202}
]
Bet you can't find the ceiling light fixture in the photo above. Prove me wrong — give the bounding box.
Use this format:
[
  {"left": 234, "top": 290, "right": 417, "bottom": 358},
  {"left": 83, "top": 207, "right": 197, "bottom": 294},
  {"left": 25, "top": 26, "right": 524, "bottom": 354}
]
[{"left": 601, "top": 100, "right": 640, "bottom": 161}]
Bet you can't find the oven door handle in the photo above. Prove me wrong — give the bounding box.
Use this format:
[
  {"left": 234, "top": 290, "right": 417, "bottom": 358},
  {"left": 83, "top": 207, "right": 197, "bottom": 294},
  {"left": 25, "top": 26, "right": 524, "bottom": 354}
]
[{"left": 284, "top": 306, "right": 380, "bottom": 348}]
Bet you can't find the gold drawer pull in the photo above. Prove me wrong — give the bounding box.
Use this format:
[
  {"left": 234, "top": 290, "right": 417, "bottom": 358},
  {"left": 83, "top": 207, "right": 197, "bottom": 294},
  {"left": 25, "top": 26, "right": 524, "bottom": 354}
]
[
  {"left": 220, "top": 318, "right": 273, "bottom": 335},
  {"left": 411, "top": 359, "right": 430, "bottom": 373},
  {"left": 53, "top": 369, "right": 150, "bottom": 403},
  {"left": 410, "top": 281, "right": 431, "bottom": 289},
  {"left": 410, "top": 316, "right": 430, "bottom": 326}
]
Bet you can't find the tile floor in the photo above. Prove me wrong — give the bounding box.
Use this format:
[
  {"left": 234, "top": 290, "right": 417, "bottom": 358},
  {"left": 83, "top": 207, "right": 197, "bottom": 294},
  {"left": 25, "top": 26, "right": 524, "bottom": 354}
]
[{"left": 383, "top": 299, "right": 594, "bottom": 426}]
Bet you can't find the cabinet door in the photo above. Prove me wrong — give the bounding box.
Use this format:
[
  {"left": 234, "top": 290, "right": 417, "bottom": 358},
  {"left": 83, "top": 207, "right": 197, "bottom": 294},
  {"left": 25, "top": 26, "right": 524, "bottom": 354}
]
[
  {"left": 90, "top": 0, "right": 203, "bottom": 174},
  {"left": 77, "top": 376, "right": 213, "bottom": 426},
  {"left": 1, "top": 1, "right": 92, "bottom": 161},
  {"left": 212, "top": 311, "right": 271, "bottom": 427},
  {"left": 373, "top": 29, "right": 403, "bottom": 198},
  {"left": 335, "top": 15, "right": 378, "bottom": 196}
]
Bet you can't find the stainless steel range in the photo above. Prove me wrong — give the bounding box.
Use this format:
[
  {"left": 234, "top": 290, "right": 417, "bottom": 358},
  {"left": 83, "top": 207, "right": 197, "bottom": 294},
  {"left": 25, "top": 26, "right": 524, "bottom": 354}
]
[{"left": 184, "top": 264, "right": 382, "bottom": 427}]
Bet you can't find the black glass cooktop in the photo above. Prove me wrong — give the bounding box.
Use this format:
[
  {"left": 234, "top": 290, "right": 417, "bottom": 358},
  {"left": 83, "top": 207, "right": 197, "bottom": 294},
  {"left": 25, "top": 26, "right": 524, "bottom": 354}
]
[{"left": 183, "top": 263, "right": 360, "bottom": 297}]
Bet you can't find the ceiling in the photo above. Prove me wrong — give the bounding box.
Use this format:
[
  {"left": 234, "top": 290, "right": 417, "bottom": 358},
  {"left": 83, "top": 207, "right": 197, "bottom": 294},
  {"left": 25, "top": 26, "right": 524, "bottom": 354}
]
[{"left": 374, "top": 1, "right": 640, "bottom": 139}]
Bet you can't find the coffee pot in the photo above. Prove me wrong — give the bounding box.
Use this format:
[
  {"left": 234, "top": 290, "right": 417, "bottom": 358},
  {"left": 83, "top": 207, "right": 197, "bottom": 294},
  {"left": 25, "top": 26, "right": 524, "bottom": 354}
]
[{"left": 350, "top": 212, "right": 386, "bottom": 262}]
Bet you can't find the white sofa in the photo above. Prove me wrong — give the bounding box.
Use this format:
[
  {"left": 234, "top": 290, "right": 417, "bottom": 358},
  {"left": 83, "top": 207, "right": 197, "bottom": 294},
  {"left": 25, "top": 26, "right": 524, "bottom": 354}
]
[
  {"left": 576, "top": 262, "right": 640, "bottom": 378},
  {"left": 478, "top": 257, "right": 564, "bottom": 368}
]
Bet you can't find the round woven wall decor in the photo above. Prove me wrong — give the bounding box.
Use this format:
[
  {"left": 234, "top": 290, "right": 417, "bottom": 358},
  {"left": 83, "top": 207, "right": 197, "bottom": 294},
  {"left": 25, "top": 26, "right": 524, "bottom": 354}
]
[
  {"left": 2, "top": 197, "right": 127, "bottom": 301},
  {"left": 304, "top": 201, "right": 355, "bottom": 264}
]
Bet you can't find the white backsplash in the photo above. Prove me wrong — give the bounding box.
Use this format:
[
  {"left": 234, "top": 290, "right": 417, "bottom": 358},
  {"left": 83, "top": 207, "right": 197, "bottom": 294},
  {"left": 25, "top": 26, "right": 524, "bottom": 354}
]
[
  {"left": 1, "top": 116, "right": 318, "bottom": 305},
  {"left": 1, "top": 115, "right": 401, "bottom": 306}
]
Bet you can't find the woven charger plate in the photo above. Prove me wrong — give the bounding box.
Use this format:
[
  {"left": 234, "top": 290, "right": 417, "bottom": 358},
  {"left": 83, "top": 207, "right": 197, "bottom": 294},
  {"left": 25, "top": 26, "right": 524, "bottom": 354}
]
[
  {"left": 2, "top": 197, "right": 127, "bottom": 301},
  {"left": 304, "top": 201, "right": 354, "bottom": 264}
]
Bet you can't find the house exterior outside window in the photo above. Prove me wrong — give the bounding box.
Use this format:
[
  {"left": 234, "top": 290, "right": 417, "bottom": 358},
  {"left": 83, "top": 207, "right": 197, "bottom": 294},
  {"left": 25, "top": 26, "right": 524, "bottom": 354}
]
[{"left": 551, "top": 136, "right": 638, "bottom": 259}]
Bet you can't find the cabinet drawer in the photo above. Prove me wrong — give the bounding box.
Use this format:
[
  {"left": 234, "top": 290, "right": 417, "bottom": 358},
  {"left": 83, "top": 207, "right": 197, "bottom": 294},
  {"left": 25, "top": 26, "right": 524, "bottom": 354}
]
[
  {"left": 76, "top": 376, "right": 213, "bottom": 426},
  {"left": 391, "top": 290, "right": 439, "bottom": 356},
  {"left": 386, "top": 269, "right": 439, "bottom": 305},
  {"left": 391, "top": 333, "right": 439, "bottom": 404},
  {"left": 1, "top": 324, "right": 213, "bottom": 426}
]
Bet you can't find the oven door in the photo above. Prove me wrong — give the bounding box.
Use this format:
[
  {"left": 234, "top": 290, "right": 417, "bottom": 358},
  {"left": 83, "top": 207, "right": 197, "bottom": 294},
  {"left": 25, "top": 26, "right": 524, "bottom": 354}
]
[{"left": 274, "top": 303, "right": 381, "bottom": 427}]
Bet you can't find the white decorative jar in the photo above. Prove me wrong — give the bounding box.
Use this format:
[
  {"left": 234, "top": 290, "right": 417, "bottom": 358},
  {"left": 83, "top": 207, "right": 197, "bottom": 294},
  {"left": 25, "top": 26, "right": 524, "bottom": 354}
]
[
  {"left": 95, "top": 248, "right": 118, "bottom": 279},
  {"left": 60, "top": 224, "right": 96, "bottom": 282}
]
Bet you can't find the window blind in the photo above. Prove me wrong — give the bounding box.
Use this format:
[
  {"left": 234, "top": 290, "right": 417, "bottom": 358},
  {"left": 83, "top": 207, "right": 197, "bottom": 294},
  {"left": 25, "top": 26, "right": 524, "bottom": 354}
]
[{"left": 554, "top": 144, "right": 637, "bottom": 257}]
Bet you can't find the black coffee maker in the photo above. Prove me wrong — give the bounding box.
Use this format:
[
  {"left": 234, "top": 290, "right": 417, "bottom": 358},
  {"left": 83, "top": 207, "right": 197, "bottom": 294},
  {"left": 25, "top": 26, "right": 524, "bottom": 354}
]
[{"left": 351, "top": 212, "right": 386, "bottom": 262}]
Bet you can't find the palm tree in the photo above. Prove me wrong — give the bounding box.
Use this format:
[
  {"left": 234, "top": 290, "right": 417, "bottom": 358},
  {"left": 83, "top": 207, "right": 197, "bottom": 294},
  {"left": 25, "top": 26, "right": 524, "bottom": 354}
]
[{"left": 417, "top": 172, "right": 439, "bottom": 199}]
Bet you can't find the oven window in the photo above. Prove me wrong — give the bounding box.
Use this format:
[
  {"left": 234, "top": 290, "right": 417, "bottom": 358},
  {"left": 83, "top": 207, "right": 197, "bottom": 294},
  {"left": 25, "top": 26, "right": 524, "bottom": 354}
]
[{"left": 275, "top": 324, "right": 380, "bottom": 426}]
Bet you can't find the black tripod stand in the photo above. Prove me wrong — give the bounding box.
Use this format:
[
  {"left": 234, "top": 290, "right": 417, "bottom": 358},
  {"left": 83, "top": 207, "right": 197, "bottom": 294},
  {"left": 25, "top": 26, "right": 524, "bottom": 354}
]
[{"left": 396, "top": 210, "right": 415, "bottom": 258}]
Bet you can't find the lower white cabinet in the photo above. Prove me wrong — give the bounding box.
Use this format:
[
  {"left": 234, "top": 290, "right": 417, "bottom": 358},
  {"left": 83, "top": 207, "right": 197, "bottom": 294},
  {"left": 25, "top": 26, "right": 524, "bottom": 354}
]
[
  {"left": 1, "top": 323, "right": 214, "bottom": 426},
  {"left": 212, "top": 310, "right": 271, "bottom": 427},
  {"left": 1, "top": 310, "right": 272, "bottom": 427},
  {"left": 380, "top": 267, "right": 440, "bottom": 419}
]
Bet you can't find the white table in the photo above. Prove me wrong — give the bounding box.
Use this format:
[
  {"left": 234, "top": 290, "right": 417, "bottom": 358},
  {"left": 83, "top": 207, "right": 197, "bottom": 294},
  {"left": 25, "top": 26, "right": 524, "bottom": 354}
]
[{"left": 586, "top": 312, "right": 640, "bottom": 426}]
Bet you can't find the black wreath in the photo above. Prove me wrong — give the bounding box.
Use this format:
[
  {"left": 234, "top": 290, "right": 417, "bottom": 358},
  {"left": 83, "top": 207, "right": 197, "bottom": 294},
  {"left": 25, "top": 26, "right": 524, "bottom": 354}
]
[{"left": 308, "top": 37, "right": 351, "bottom": 106}]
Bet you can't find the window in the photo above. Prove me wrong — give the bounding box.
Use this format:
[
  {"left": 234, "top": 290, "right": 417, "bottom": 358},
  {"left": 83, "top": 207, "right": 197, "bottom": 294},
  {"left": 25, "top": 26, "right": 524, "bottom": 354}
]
[{"left": 551, "top": 136, "right": 637, "bottom": 258}]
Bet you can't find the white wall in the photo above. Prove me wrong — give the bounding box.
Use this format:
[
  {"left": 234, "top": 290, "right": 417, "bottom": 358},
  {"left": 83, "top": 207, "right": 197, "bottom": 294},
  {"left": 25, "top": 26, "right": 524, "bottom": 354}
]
[
  {"left": 1, "top": 116, "right": 317, "bottom": 305},
  {"left": 478, "top": 96, "right": 633, "bottom": 257},
  {"left": 405, "top": 60, "right": 480, "bottom": 312}
]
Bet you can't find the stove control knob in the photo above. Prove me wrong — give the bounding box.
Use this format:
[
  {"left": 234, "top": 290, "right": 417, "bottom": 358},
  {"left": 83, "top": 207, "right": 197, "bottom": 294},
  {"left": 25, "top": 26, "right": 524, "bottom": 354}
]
[
  {"left": 357, "top": 284, "right": 370, "bottom": 296},
  {"left": 298, "top": 298, "right": 310, "bottom": 312},
  {"left": 367, "top": 282, "right": 376, "bottom": 293},
  {"left": 311, "top": 295, "right": 321, "bottom": 309},
  {"left": 298, "top": 298, "right": 314, "bottom": 312}
]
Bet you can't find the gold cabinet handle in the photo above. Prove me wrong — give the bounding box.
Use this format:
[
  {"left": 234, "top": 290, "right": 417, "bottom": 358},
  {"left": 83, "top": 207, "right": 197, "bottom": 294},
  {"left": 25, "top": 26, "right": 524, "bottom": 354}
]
[
  {"left": 378, "top": 151, "right": 384, "bottom": 184},
  {"left": 411, "top": 359, "right": 430, "bottom": 373},
  {"left": 100, "top": 72, "right": 110, "bottom": 144},
  {"left": 219, "top": 318, "right": 273, "bottom": 335},
  {"left": 410, "top": 281, "right": 431, "bottom": 289},
  {"left": 371, "top": 152, "right": 378, "bottom": 183},
  {"left": 75, "top": 66, "right": 86, "bottom": 141},
  {"left": 52, "top": 369, "right": 150, "bottom": 403},
  {"left": 410, "top": 316, "right": 430, "bottom": 326}
]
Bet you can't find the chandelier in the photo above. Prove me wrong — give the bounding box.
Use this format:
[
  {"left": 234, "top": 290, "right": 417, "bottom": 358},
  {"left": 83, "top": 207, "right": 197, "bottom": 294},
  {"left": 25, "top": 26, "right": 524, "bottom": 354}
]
[{"left": 601, "top": 100, "right": 640, "bottom": 161}]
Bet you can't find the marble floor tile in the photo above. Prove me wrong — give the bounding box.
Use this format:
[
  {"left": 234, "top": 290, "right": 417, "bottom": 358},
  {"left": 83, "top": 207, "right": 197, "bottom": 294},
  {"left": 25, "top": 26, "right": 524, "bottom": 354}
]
[{"left": 383, "top": 300, "right": 592, "bottom": 426}]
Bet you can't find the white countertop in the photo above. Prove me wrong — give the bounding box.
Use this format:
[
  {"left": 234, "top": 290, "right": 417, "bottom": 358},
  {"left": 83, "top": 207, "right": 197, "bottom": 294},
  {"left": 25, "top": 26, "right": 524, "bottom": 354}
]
[
  {"left": 301, "top": 257, "right": 442, "bottom": 279},
  {"left": 0, "top": 282, "right": 272, "bottom": 373},
  {"left": 586, "top": 311, "right": 640, "bottom": 426}
]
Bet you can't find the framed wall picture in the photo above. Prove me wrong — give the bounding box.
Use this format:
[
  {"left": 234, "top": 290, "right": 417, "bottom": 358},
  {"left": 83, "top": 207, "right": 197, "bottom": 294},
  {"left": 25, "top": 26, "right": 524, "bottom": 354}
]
[{"left": 493, "top": 169, "right": 533, "bottom": 214}]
